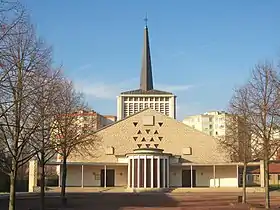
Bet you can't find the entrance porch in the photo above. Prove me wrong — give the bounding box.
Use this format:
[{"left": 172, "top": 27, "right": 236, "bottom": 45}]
[
  {"left": 28, "top": 160, "right": 263, "bottom": 192},
  {"left": 169, "top": 162, "right": 261, "bottom": 188},
  {"left": 59, "top": 162, "right": 128, "bottom": 188}
]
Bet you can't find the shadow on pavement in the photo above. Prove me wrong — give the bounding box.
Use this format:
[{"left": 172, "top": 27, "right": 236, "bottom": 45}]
[{"left": 0, "top": 191, "right": 179, "bottom": 210}]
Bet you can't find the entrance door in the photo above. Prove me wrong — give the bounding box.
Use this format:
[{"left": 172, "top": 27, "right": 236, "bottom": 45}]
[
  {"left": 182, "top": 170, "right": 196, "bottom": 187},
  {"left": 100, "top": 169, "right": 115, "bottom": 187}
]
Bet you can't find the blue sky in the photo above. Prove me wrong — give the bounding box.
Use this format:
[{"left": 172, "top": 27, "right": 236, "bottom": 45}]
[{"left": 21, "top": 0, "right": 280, "bottom": 120}]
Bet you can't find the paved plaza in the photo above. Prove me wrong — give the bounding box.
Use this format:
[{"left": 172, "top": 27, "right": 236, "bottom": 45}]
[{"left": 0, "top": 192, "right": 280, "bottom": 210}]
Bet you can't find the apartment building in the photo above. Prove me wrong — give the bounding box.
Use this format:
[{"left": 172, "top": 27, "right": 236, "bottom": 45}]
[
  {"left": 73, "top": 110, "right": 116, "bottom": 130},
  {"left": 182, "top": 111, "right": 227, "bottom": 138}
]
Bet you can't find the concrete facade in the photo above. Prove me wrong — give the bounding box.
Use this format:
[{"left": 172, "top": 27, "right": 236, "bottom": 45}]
[
  {"left": 30, "top": 109, "right": 261, "bottom": 192},
  {"left": 183, "top": 111, "right": 228, "bottom": 138},
  {"left": 117, "top": 94, "right": 176, "bottom": 120}
]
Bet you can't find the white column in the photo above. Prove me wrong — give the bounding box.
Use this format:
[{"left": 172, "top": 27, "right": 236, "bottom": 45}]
[
  {"left": 151, "top": 156, "right": 154, "bottom": 188},
  {"left": 157, "top": 157, "right": 160, "bottom": 188},
  {"left": 144, "top": 156, "right": 147, "bottom": 188},
  {"left": 260, "top": 160, "right": 265, "bottom": 187},
  {"left": 236, "top": 164, "right": 239, "bottom": 187},
  {"left": 28, "top": 160, "right": 38, "bottom": 192},
  {"left": 167, "top": 158, "right": 170, "bottom": 188},
  {"left": 213, "top": 165, "right": 216, "bottom": 188},
  {"left": 190, "top": 165, "right": 193, "bottom": 188},
  {"left": 58, "top": 165, "right": 61, "bottom": 187},
  {"left": 132, "top": 157, "right": 135, "bottom": 188},
  {"left": 81, "top": 165, "right": 84, "bottom": 188},
  {"left": 104, "top": 165, "right": 107, "bottom": 188},
  {"left": 163, "top": 158, "right": 166, "bottom": 188},
  {"left": 128, "top": 158, "right": 131, "bottom": 187},
  {"left": 137, "top": 156, "right": 140, "bottom": 188}
]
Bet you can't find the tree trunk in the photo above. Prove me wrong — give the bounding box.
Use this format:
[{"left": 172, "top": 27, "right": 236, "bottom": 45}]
[
  {"left": 61, "top": 156, "right": 67, "bottom": 206},
  {"left": 264, "top": 158, "right": 270, "bottom": 209},
  {"left": 242, "top": 163, "right": 247, "bottom": 203},
  {"left": 9, "top": 160, "right": 17, "bottom": 210},
  {"left": 40, "top": 158, "right": 45, "bottom": 210}
]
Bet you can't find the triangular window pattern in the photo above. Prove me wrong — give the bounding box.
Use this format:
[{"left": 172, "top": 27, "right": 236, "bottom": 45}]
[
  {"left": 154, "top": 144, "right": 159, "bottom": 148},
  {"left": 158, "top": 122, "right": 163, "bottom": 127},
  {"left": 154, "top": 130, "right": 158, "bottom": 134},
  {"left": 141, "top": 137, "right": 146, "bottom": 142},
  {"left": 137, "top": 144, "right": 142, "bottom": 148},
  {"left": 133, "top": 137, "right": 138, "bottom": 141},
  {"left": 150, "top": 137, "right": 154, "bottom": 142},
  {"left": 146, "top": 144, "right": 150, "bottom": 148},
  {"left": 146, "top": 129, "right": 150, "bottom": 134},
  {"left": 133, "top": 122, "right": 138, "bottom": 127},
  {"left": 137, "top": 130, "right": 142, "bottom": 134},
  {"left": 158, "top": 137, "right": 163, "bottom": 141}
]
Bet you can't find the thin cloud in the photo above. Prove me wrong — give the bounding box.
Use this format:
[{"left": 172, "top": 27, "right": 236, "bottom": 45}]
[
  {"left": 77, "top": 64, "right": 92, "bottom": 71},
  {"left": 157, "top": 84, "right": 193, "bottom": 92},
  {"left": 75, "top": 78, "right": 193, "bottom": 100}
]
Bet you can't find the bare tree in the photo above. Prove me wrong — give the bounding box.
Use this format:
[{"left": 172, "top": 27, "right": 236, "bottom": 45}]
[
  {"left": 223, "top": 62, "right": 280, "bottom": 208},
  {"left": 52, "top": 80, "right": 100, "bottom": 205},
  {"left": 0, "top": 15, "right": 52, "bottom": 210},
  {"left": 30, "top": 71, "right": 62, "bottom": 210},
  {"left": 0, "top": 0, "right": 25, "bottom": 87},
  {"left": 219, "top": 86, "right": 254, "bottom": 203}
]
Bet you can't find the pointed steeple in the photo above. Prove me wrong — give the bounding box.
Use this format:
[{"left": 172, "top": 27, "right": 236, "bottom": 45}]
[{"left": 140, "top": 22, "right": 153, "bottom": 91}]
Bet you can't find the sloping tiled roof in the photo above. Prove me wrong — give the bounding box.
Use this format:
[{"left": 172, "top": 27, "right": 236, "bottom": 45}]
[
  {"left": 250, "top": 163, "right": 280, "bottom": 174},
  {"left": 121, "top": 89, "right": 173, "bottom": 95}
]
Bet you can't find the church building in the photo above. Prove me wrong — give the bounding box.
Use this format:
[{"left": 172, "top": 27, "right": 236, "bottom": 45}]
[{"left": 28, "top": 23, "right": 264, "bottom": 191}]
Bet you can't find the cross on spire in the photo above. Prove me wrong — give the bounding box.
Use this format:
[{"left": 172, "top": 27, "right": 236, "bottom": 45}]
[{"left": 140, "top": 15, "right": 153, "bottom": 91}]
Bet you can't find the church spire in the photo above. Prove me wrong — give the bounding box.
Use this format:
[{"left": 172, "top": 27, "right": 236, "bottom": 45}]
[{"left": 140, "top": 16, "right": 153, "bottom": 91}]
